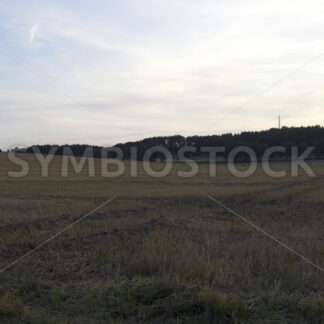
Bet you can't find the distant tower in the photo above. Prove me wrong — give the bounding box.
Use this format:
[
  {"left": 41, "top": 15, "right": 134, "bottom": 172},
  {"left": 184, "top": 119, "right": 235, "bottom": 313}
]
[{"left": 278, "top": 115, "right": 281, "bottom": 129}]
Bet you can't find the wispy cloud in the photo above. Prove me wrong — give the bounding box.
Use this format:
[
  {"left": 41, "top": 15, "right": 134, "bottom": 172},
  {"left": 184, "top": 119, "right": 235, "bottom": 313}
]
[{"left": 30, "top": 22, "right": 39, "bottom": 42}]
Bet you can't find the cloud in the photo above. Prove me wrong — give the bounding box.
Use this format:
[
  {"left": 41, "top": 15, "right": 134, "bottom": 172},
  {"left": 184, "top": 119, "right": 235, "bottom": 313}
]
[
  {"left": 30, "top": 22, "right": 39, "bottom": 42},
  {"left": 0, "top": 0, "right": 324, "bottom": 149}
]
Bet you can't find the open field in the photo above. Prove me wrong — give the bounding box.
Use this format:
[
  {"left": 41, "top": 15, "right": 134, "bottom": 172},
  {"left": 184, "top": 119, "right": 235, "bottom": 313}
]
[{"left": 0, "top": 152, "right": 323, "bottom": 323}]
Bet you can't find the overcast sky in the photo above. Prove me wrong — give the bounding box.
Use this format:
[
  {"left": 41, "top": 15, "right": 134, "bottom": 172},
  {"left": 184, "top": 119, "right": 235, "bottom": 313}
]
[{"left": 0, "top": 0, "right": 324, "bottom": 149}]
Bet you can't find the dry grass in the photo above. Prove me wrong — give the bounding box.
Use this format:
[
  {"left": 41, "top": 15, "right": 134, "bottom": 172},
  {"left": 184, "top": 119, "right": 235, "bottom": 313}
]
[{"left": 0, "top": 152, "right": 323, "bottom": 323}]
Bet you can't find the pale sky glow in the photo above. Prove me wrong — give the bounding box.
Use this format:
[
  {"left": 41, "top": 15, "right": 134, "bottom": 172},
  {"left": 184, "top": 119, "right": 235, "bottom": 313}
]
[{"left": 1, "top": 0, "right": 324, "bottom": 149}]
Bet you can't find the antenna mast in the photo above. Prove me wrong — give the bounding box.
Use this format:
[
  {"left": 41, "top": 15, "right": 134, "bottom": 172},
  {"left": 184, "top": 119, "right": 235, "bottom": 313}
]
[{"left": 278, "top": 115, "right": 281, "bottom": 129}]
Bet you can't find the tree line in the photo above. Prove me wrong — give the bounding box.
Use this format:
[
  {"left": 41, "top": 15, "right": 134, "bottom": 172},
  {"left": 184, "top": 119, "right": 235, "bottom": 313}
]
[
  {"left": 11, "top": 126, "right": 324, "bottom": 161},
  {"left": 115, "top": 126, "right": 324, "bottom": 160}
]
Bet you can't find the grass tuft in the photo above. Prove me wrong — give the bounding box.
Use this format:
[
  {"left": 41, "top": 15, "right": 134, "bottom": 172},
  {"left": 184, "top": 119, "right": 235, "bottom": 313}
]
[{"left": 0, "top": 295, "right": 25, "bottom": 318}]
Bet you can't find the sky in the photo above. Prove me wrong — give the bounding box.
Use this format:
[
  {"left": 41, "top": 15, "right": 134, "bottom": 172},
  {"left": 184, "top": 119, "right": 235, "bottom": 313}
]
[{"left": 0, "top": 0, "right": 324, "bottom": 149}]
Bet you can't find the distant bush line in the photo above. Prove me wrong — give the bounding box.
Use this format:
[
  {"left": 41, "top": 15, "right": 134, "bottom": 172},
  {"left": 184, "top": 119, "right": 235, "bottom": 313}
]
[{"left": 7, "top": 126, "right": 324, "bottom": 161}]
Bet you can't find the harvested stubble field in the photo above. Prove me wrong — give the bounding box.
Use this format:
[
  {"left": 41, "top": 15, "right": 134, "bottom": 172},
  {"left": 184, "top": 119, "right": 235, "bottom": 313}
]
[{"left": 0, "top": 153, "right": 323, "bottom": 323}]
